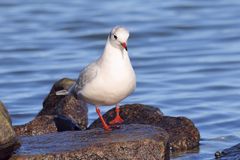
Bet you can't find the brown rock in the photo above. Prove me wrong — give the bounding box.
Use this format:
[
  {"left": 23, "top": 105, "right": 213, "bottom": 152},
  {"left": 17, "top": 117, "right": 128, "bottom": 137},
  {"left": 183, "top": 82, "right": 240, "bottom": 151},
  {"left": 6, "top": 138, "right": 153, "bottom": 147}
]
[
  {"left": 14, "top": 115, "right": 58, "bottom": 136},
  {"left": 89, "top": 104, "right": 164, "bottom": 128},
  {"left": 10, "top": 124, "right": 169, "bottom": 160},
  {"left": 13, "top": 78, "right": 87, "bottom": 137},
  {"left": 89, "top": 104, "right": 200, "bottom": 152},
  {"left": 14, "top": 115, "right": 81, "bottom": 136},
  {"left": 0, "top": 101, "right": 17, "bottom": 160},
  {"left": 157, "top": 116, "right": 200, "bottom": 152}
]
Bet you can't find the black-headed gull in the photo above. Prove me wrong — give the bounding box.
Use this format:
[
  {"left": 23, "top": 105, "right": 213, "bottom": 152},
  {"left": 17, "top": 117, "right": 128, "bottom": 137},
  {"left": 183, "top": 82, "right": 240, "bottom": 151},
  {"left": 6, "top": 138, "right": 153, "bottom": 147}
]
[{"left": 57, "top": 26, "right": 136, "bottom": 130}]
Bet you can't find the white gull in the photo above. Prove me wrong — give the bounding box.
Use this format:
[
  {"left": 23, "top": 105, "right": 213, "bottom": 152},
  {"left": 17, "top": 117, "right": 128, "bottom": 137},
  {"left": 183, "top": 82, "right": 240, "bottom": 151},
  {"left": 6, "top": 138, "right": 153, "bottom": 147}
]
[{"left": 57, "top": 26, "right": 136, "bottom": 130}]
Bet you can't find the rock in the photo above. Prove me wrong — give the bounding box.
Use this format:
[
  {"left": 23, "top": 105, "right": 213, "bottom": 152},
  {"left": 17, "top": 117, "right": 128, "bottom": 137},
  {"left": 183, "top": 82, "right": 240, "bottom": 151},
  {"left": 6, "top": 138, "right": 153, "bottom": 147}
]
[
  {"left": 55, "top": 95, "right": 88, "bottom": 130},
  {"left": 0, "top": 101, "right": 17, "bottom": 160},
  {"left": 215, "top": 151, "right": 222, "bottom": 159},
  {"left": 13, "top": 78, "right": 87, "bottom": 136},
  {"left": 38, "top": 78, "right": 75, "bottom": 116},
  {"left": 38, "top": 78, "right": 88, "bottom": 130},
  {"left": 89, "top": 104, "right": 200, "bottom": 152},
  {"left": 14, "top": 115, "right": 58, "bottom": 136},
  {"left": 156, "top": 116, "right": 200, "bottom": 152},
  {"left": 89, "top": 104, "right": 164, "bottom": 128},
  {"left": 14, "top": 115, "right": 80, "bottom": 136},
  {"left": 0, "top": 101, "right": 12, "bottom": 124},
  {"left": 215, "top": 143, "right": 240, "bottom": 159},
  {"left": 10, "top": 124, "right": 169, "bottom": 160}
]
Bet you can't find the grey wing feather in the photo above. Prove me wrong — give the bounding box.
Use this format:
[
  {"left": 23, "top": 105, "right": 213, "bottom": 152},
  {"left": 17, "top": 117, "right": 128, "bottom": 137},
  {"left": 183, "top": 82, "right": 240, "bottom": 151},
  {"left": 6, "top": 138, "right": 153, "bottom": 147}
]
[
  {"left": 75, "top": 62, "right": 98, "bottom": 91},
  {"left": 56, "top": 63, "right": 98, "bottom": 96}
]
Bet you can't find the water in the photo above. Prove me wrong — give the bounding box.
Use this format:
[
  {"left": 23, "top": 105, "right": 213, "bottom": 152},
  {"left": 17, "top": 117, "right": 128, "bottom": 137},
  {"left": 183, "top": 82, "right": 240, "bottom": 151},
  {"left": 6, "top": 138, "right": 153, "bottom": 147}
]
[{"left": 1, "top": 0, "right": 240, "bottom": 159}]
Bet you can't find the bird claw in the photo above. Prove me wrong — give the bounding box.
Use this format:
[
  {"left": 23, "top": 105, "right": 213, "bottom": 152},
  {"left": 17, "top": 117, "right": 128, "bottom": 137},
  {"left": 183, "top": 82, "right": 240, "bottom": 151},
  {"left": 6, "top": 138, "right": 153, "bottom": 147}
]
[
  {"left": 103, "top": 126, "right": 112, "bottom": 131},
  {"left": 103, "top": 124, "right": 120, "bottom": 131},
  {"left": 109, "top": 115, "right": 124, "bottom": 125}
]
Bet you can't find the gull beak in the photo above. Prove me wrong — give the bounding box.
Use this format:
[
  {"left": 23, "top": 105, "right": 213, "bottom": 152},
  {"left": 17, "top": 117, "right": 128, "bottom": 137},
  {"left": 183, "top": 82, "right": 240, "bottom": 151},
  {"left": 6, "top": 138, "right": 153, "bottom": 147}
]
[{"left": 121, "top": 42, "right": 128, "bottom": 51}]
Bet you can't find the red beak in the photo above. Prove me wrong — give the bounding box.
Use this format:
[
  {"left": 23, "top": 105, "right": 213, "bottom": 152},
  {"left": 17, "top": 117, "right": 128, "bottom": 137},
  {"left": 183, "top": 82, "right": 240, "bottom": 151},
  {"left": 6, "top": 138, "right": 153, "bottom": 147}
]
[{"left": 121, "top": 42, "right": 128, "bottom": 51}]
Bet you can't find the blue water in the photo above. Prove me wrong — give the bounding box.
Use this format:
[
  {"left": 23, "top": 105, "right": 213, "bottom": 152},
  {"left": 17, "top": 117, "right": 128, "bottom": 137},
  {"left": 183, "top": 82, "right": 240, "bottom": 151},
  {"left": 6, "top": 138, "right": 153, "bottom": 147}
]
[{"left": 1, "top": 0, "right": 240, "bottom": 159}]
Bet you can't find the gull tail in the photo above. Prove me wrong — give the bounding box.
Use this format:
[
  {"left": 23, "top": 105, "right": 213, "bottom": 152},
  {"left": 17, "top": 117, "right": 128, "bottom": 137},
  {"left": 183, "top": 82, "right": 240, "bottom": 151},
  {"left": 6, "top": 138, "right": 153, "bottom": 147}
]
[
  {"left": 56, "top": 90, "right": 69, "bottom": 96},
  {"left": 56, "top": 82, "right": 76, "bottom": 96}
]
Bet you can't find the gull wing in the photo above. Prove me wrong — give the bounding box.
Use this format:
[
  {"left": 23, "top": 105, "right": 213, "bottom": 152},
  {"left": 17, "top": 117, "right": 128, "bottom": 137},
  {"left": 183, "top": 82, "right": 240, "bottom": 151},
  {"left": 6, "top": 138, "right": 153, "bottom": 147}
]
[{"left": 75, "top": 62, "right": 98, "bottom": 91}]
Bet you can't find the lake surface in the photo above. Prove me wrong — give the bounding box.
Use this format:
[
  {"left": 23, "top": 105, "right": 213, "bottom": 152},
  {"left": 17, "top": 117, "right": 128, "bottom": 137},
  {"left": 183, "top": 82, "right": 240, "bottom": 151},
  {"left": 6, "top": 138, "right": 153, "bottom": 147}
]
[{"left": 1, "top": 0, "right": 240, "bottom": 159}]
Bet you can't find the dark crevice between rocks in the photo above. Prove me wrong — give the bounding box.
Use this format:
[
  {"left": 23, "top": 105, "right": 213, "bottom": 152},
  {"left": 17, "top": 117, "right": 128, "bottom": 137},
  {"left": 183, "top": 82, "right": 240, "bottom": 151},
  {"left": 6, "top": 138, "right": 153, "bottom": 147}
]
[{"left": 54, "top": 115, "right": 81, "bottom": 131}]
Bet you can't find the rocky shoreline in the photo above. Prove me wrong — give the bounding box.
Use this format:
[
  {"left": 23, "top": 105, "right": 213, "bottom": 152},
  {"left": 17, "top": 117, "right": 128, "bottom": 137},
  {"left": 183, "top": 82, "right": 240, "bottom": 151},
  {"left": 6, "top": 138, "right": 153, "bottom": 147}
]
[{"left": 0, "top": 78, "right": 201, "bottom": 160}]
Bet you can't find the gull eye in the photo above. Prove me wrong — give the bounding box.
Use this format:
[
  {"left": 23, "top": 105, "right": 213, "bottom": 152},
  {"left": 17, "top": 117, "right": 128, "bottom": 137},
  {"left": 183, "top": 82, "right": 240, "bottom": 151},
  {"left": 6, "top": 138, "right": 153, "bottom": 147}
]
[{"left": 113, "top": 35, "right": 118, "bottom": 40}]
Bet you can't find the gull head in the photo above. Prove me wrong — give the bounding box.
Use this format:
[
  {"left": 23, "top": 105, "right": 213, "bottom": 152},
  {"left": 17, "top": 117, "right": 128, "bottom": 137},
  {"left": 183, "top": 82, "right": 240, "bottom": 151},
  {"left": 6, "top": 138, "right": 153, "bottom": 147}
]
[{"left": 109, "top": 26, "right": 129, "bottom": 51}]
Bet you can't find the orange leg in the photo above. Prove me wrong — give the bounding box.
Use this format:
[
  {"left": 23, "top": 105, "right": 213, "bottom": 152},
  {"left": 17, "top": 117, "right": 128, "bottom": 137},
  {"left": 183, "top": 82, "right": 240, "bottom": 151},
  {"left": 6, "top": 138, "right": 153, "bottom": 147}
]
[
  {"left": 95, "top": 105, "right": 111, "bottom": 131},
  {"left": 109, "top": 104, "right": 124, "bottom": 125}
]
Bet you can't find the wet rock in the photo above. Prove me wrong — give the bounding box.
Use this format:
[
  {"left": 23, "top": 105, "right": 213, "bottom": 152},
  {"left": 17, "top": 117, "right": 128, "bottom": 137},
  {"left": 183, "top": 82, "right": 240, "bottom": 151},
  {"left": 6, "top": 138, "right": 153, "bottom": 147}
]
[
  {"left": 38, "top": 78, "right": 75, "bottom": 116},
  {"left": 38, "top": 78, "right": 88, "bottom": 130},
  {"left": 14, "top": 115, "right": 80, "bottom": 136},
  {"left": 215, "top": 143, "right": 240, "bottom": 159},
  {"left": 0, "top": 101, "right": 17, "bottom": 160},
  {"left": 11, "top": 124, "right": 169, "bottom": 160},
  {"left": 89, "top": 104, "right": 200, "bottom": 152}
]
